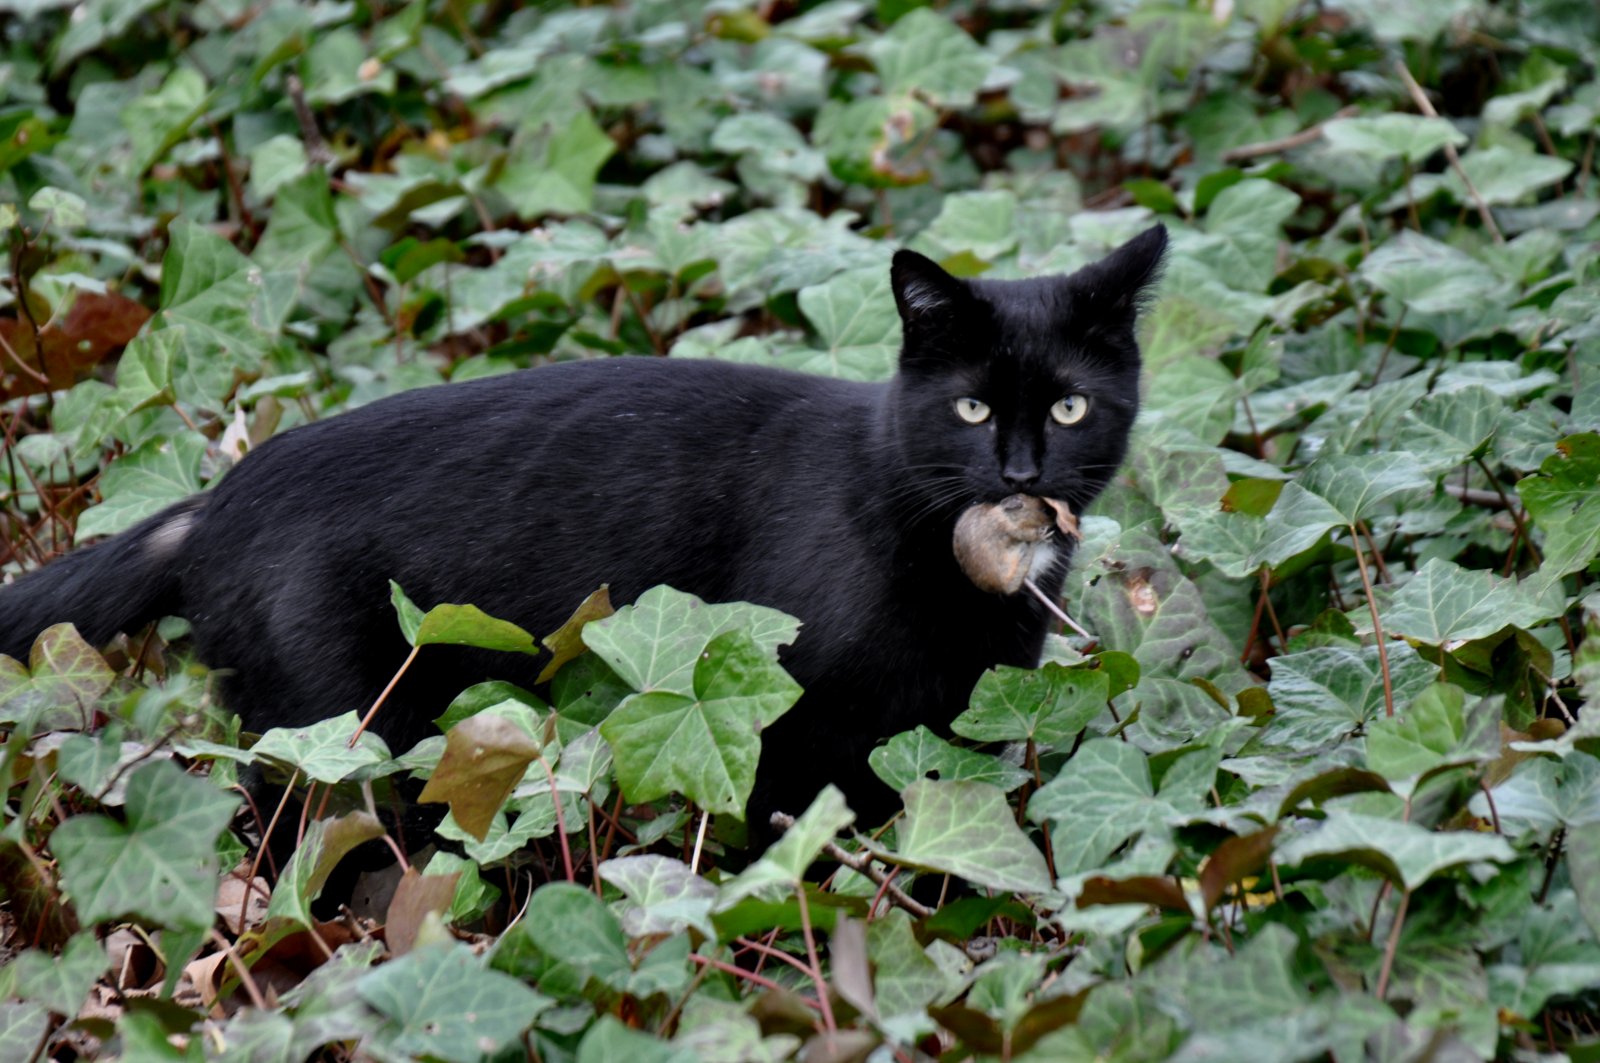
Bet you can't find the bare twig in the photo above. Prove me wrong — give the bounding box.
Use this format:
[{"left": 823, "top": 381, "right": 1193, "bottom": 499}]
[
  {"left": 769, "top": 811, "right": 933, "bottom": 918},
  {"left": 1444, "top": 482, "right": 1521, "bottom": 510},
  {"left": 794, "top": 885, "right": 836, "bottom": 1032},
  {"left": 1021, "top": 577, "right": 1093, "bottom": 640},
  {"left": 1374, "top": 888, "right": 1410, "bottom": 999},
  {"left": 1219, "top": 106, "right": 1359, "bottom": 162},
  {"left": 1349, "top": 524, "right": 1396, "bottom": 717},
  {"left": 349, "top": 643, "right": 420, "bottom": 746},
  {"left": 538, "top": 754, "right": 575, "bottom": 883},
  {"left": 284, "top": 73, "right": 335, "bottom": 167},
  {"left": 1395, "top": 62, "right": 1504, "bottom": 244},
  {"left": 690, "top": 809, "right": 710, "bottom": 875}
]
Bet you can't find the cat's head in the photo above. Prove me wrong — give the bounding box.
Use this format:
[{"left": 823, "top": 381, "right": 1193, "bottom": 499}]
[{"left": 887, "top": 225, "right": 1167, "bottom": 522}]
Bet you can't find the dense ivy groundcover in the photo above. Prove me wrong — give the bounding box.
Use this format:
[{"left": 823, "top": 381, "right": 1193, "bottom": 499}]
[{"left": 1, "top": 0, "right": 1598, "bottom": 1059}]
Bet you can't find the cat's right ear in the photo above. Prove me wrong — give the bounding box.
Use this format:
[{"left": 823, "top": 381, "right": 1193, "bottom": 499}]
[{"left": 891, "top": 250, "right": 967, "bottom": 328}]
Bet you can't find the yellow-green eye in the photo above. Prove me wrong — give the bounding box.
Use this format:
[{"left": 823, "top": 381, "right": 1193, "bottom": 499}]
[
  {"left": 954, "top": 397, "right": 991, "bottom": 424},
  {"left": 1051, "top": 394, "right": 1090, "bottom": 426}
]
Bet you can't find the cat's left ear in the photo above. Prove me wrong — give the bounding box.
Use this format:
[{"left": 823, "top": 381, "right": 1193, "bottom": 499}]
[{"left": 1071, "top": 224, "right": 1168, "bottom": 327}]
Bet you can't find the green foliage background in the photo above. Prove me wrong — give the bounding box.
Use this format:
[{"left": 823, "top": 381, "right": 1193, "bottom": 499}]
[{"left": 1, "top": 0, "right": 1599, "bottom": 1059}]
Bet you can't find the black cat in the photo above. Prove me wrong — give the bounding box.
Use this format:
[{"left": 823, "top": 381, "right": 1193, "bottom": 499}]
[{"left": 0, "top": 226, "right": 1165, "bottom": 826}]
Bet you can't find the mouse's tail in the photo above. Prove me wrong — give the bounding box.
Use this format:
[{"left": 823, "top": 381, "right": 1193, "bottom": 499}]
[{"left": 0, "top": 496, "right": 207, "bottom": 661}]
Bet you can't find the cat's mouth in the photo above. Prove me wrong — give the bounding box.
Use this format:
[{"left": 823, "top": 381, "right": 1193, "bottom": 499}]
[{"left": 952, "top": 494, "right": 1079, "bottom": 594}]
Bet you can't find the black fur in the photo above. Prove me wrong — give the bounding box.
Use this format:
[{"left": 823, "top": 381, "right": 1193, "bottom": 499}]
[{"left": 0, "top": 226, "right": 1166, "bottom": 825}]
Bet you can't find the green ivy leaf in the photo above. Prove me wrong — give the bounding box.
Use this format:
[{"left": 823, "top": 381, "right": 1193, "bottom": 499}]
[
  {"left": 1518, "top": 433, "right": 1600, "bottom": 594},
  {"left": 498, "top": 110, "right": 617, "bottom": 220},
  {"left": 869, "top": 725, "right": 1031, "bottom": 793},
  {"left": 1319, "top": 114, "right": 1467, "bottom": 163},
  {"left": 120, "top": 66, "right": 208, "bottom": 174},
  {"left": 791, "top": 266, "right": 901, "bottom": 381},
  {"left": 359, "top": 942, "right": 550, "bottom": 1063},
  {"left": 51, "top": 760, "right": 239, "bottom": 930},
  {"left": 1449, "top": 146, "right": 1574, "bottom": 205},
  {"left": 1027, "top": 739, "right": 1217, "bottom": 876},
  {"left": 74, "top": 433, "right": 206, "bottom": 539},
  {"left": 1298, "top": 452, "right": 1434, "bottom": 525},
  {"left": 1358, "top": 231, "right": 1510, "bottom": 316},
  {"left": 1263, "top": 642, "right": 1436, "bottom": 748},
  {"left": 0, "top": 934, "right": 106, "bottom": 1018},
  {"left": 891, "top": 780, "right": 1052, "bottom": 893},
  {"left": 597, "top": 855, "right": 717, "bottom": 938},
  {"left": 952, "top": 663, "right": 1108, "bottom": 746},
  {"left": 251, "top": 711, "right": 393, "bottom": 784},
  {"left": 1382, "top": 558, "right": 1562, "bottom": 643},
  {"left": 584, "top": 585, "right": 799, "bottom": 697},
  {"left": 1277, "top": 810, "right": 1517, "bottom": 892},
  {"left": 599, "top": 630, "right": 802, "bottom": 816},
  {"left": 867, "top": 8, "right": 992, "bottom": 108},
  {"left": 718, "top": 785, "right": 854, "bottom": 906}
]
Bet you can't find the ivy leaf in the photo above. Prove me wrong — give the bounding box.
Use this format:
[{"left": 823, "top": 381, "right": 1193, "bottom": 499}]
[
  {"left": 120, "top": 66, "right": 207, "bottom": 174},
  {"left": 952, "top": 664, "right": 1108, "bottom": 746},
  {"left": 1449, "top": 146, "right": 1574, "bottom": 205},
  {"left": 73, "top": 433, "right": 206, "bottom": 539},
  {"left": 867, "top": 8, "right": 993, "bottom": 108},
  {"left": 51, "top": 761, "right": 239, "bottom": 930},
  {"left": 1027, "top": 738, "right": 1216, "bottom": 876},
  {"left": 263, "top": 810, "right": 385, "bottom": 931},
  {"left": 523, "top": 882, "right": 632, "bottom": 992},
  {"left": 538, "top": 586, "right": 614, "bottom": 683},
  {"left": 418, "top": 714, "right": 542, "bottom": 842},
  {"left": 1382, "top": 558, "right": 1562, "bottom": 644},
  {"left": 597, "top": 855, "right": 717, "bottom": 938},
  {"left": 868, "top": 725, "right": 1031, "bottom": 793},
  {"left": 1263, "top": 643, "right": 1436, "bottom": 748},
  {"left": 359, "top": 943, "right": 550, "bottom": 1063},
  {"left": 914, "top": 190, "right": 1020, "bottom": 261},
  {"left": 1365, "top": 683, "right": 1494, "bottom": 780},
  {"left": 584, "top": 585, "right": 799, "bottom": 697},
  {"left": 1298, "top": 452, "right": 1433, "bottom": 525},
  {"left": 251, "top": 711, "right": 393, "bottom": 785},
  {"left": 791, "top": 266, "right": 901, "bottom": 381},
  {"left": 154, "top": 220, "right": 279, "bottom": 402},
  {"left": 599, "top": 630, "right": 802, "bottom": 816},
  {"left": 1517, "top": 433, "right": 1600, "bottom": 595},
  {"left": 1320, "top": 114, "right": 1467, "bottom": 163},
  {"left": 498, "top": 110, "right": 617, "bottom": 220},
  {"left": 718, "top": 785, "right": 854, "bottom": 906},
  {"left": 1358, "top": 231, "right": 1509, "bottom": 316},
  {"left": 1469, "top": 754, "right": 1600, "bottom": 840},
  {"left": 0, "top": 623, "right": 115, "bottom": 729},
  {"left": 890, "top": 780, "right": 1052, "bottom": 893},
  {"left": 1393, "top": 386, "right": 1505, "bottom": 467},
  {"left": 0, "top": 934, "right": 106, "bottom": 1018},
  {"left": 1275, "top": 811, "right": 1516, "bottom": 891}
]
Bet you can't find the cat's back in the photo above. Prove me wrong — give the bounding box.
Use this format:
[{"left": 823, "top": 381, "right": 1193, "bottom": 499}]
[{"left": 235, "top": 355, "right": 879, "bottom": 470}]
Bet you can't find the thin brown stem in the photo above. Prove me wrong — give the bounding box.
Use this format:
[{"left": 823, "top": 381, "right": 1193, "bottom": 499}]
[
  {"left": 794, "top": 885, "right": 836, "bottom": 1032},
  {"left": 1396, "top": 62, "right": 1503, "bottom": 243},
  {"left": 349, "top": 644, "right": 420, "bottom": 746},
  {"left": 1374, "top": 888, "right": 1410, "bottom": 999},
  {"left": 538, "top": 755, "right": 575, "bottom": 883},
  {"left": 1350, "top": 525, "right": 1396, "bottom": 717}
]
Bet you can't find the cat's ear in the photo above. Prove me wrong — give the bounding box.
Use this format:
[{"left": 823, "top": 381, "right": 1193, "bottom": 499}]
[
  {"left": 1070, "top": 224, "right": 1168, "bottom": 328},
  {"left": 891, "top": 250, "right": 968, "bottom": 328}
]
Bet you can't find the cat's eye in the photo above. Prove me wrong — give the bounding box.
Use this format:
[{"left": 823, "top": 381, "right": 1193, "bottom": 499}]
[
  {"left": 1050, "top": 394, "right": 1090, "bottom": 426},
  {"left": 954, "top": 397, "right": 992, "bottom": 424}
]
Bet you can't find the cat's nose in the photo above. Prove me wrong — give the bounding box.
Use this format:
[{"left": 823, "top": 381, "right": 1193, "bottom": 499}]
[{"left": 1002, "top": 463, "right": 1039, "bottom": 489}]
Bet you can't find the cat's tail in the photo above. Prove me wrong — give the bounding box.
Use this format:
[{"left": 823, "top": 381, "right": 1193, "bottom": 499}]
[{"left": 0, "top": 496, "right": 207, "bottom": 660}]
